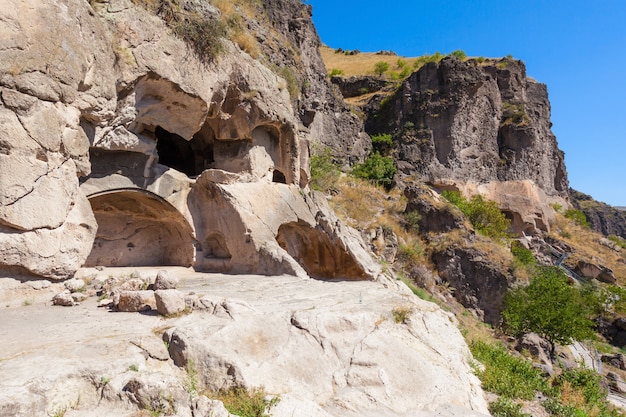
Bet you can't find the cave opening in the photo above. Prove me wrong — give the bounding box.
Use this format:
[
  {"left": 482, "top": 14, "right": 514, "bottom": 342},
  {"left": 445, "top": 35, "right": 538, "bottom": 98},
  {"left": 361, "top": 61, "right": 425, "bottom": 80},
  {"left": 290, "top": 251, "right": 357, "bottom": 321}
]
[
  {"left": 155, "top": 124, "right": 215, "bottom": 177},
  {"left": 272, "top": 170, "right": 286, "bottom": 183},
  {"left": 276, "top": 221, "right": 368, "bottom": 280},
  {"left": 85, "top": 189, "right": 195, "bottom": 268}
]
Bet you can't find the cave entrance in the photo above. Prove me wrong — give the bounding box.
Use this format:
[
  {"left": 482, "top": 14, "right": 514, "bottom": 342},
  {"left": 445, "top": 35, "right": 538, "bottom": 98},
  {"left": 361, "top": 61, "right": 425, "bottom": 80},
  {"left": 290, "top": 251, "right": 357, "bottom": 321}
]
[
  {"left": 85, "top": 189, "right": 195, "bottom": 268},
  {"left": 155, "top": 124, "right": 215, "bottom": 177},
  {"left": 276, "top": 221, "right": 368, "bottom": 280}
]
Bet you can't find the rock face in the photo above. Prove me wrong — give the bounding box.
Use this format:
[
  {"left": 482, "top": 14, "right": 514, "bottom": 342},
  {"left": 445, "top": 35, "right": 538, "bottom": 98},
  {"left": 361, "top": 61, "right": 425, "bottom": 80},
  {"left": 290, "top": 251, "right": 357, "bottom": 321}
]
[
  {"left": 433, "top": 245, "right": 513, "bottom": 325},
  {"left": 0, "top": 0, "right": 378, "bottom": 281},
  {"left": 571, "top": 189, "right": 626, "bottom": 239},
  {"left": 366, "top": 56, "right": 569, "bottom": 225}
]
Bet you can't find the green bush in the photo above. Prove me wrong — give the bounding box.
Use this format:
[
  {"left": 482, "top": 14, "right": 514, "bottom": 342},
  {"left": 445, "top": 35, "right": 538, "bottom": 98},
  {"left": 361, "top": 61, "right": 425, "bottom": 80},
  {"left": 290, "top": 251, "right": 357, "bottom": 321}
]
[
  {"left": 442, "top": 191, "right": 510, "bottom": 239},
  {"left": 470, "top": 340, "right": 549, "bottom": 400},
  {"left": 564, "top": 209, "right": 590, "bottom": 228},
  {"left": 309, "top": 146, "right": 340, "bottom": 192},
  {"left": 351, "top": 151, "right": 396, "bottom": 188},
  {"left": 511, "top": 241, "right": 536, "bottom": 266},
  {"left": 371, "top": 133, "right": 393, "bottom": 154},
  {"left": 329, "top": 68, "right": 344, "bottom": 77},
  {"left": 449, "top": 49, "right": 467, "bottom": 60},
  {"left": 489, "top": 397, "right": 530, "bottom": 417},
  {"left": 374, "top": 61, "right": 390, "bottom": 76},
  {"left": 502, "top": 267, "right": 596, "bottom": 350}
]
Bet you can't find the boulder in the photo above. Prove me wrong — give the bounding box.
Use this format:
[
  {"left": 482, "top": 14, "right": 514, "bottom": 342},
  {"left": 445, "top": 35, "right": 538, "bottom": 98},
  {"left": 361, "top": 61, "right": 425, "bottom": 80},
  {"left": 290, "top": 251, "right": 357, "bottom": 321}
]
[
  {"left": 516, "top": 333, "right": 552, "bottom": 366},
  {"left": 154, "top": 270, "right": 179, "bottom": 290},
  {"left": 115, "top": 291, "right": 156, "bottom": 312},
  {"left": 607, "top": 372, "right": 626, "bottom": 394},
  {"left": 52, "top": 290, "right": 75, "bottom": 307},
  {"left": 601, "top": 353, "right": 626, "bottom": 370},
  {"left": 192, "top": 396, "right": 234, "bottom": 417},
  {"left": 154, "top": 289, "right": 186, "bottom": 316},
  {"left": 64, "top": 278, "right": 85, "bottom": 293}
]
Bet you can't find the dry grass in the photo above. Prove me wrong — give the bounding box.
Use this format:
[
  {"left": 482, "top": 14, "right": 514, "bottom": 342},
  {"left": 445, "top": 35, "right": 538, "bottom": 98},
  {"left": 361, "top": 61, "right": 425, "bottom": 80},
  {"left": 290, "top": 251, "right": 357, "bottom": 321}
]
[
  {"left": 329, "top": 176, "right": 404, "bottom": 228},
  {"left": 551, "top": 213, "right": 626, "bottom": 285},
  {"left": 321, "top": 46, "right": 422, "bottom": 77}
]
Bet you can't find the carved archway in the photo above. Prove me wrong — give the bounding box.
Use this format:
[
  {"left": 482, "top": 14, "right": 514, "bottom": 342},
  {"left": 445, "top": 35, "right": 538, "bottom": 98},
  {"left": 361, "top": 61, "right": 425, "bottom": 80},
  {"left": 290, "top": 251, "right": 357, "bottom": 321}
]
[{"left": 85, "top": 189, "right": 195, "bottom": 267}]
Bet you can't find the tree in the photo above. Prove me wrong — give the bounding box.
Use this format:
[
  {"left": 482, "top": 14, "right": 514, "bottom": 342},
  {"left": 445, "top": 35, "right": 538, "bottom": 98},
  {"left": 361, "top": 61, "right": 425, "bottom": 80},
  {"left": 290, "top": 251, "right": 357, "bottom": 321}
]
[
  {"left": 374, "top": 61, "right": 389, "bottom": 77},
  {"left": 351, "top": 151, "right": 397, "bottom": 189},
  {"left": 502, "top": 267, "right": 596, "bottom": 354}
]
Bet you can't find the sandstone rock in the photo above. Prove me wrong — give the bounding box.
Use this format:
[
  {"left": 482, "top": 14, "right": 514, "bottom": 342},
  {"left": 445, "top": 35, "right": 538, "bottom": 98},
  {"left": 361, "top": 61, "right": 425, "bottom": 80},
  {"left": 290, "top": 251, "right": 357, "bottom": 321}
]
[
  {"left": 27, "top": 280, "right": 51, "bottom": 290},
  {"left": 575, "top": 260, "right": 603, "bottom": 279},
  {"left": 155, "top": 289, "right": 186, "bottom": 316},
  {"left": 192, "top": 396, "right": 234, "bottom": 417},
  {"left": 115, "top": 290, "right": 156, "bottom": 312},
  {"left": 52, "top": 290, "right": 75, "bottom": 307},
  {"left": 64, "top": 278, "right": 85, "bottom": 293},
  {"left": 130, "top": 337, "right": 170, "bottom": 362},
  {"left": 597, "top": 269, "right": 617, "bottom": 284},
  {"left": 71, "top": 292, "right": 88, "bottom": 303},
  {"left": 122, "top": 373, "right": 188, "bottom": 415},
  {"left": 330, "top": 75, "right": 392, "bottom": 98},
  {"left": 154, "top": 270, "right": 179, "bottom": 290}
]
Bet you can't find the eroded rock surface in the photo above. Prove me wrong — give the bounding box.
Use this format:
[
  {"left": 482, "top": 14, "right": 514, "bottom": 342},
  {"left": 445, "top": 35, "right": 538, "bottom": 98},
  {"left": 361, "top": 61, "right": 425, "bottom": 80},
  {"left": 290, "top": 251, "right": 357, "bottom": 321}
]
[
  {"left": 0, "top": 0, "right": 377, "bottom": 281},
  {"left": 0, "top": 269, "right": 490, "bottom": 417}
]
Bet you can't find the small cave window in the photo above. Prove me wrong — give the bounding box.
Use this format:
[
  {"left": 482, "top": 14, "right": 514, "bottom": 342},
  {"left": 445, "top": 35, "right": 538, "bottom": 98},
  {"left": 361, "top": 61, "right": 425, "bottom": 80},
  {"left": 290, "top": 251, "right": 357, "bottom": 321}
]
[
  {"left": 272, "top": 170, "right": 286, "bottom": 184},
  {"left": 155, "top": 126, "right": 195, "bottom": 176}
]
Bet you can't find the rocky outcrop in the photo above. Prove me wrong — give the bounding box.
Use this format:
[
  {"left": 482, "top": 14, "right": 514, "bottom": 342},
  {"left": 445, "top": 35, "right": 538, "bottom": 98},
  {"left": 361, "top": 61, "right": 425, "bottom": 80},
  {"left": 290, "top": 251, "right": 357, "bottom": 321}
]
[
  {"left": 0, "top": 0, "right": 377, "bottom": 280},
  {"left": 0, "top": 271, "right": 490, "bottom": 417},
  {"left": 261, "top": 0, "right": 371, "bottom": 164},
  {"left": 366, "top": 56, "right": 568, "bottom": 201},
  {"left": 432, "top": 244, "right": 513, "bottom": 325},
  {"left": 571, "top": 189, "right": 626, "bottom": 239}
]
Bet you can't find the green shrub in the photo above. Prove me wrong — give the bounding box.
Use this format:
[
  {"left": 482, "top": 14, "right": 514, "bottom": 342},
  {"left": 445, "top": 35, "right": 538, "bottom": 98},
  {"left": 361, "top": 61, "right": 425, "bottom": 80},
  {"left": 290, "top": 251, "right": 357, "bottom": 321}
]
[
  {"left": 396, "top": 58, "right": 406, "bottom": 68},
  {"left": 351, "top": 151, "right": 396, "bottom": 188},
  {"left": 502, "top": 267, "right": 596, "bottom": 350},
  {"left": 470, "top": 340, "right": 549, "bottom": 400},
  {"left": 374, "top": 61, "right": 390, "bottom": 76},
  {"left": 309, "top": 146, "right": 340, "bottom": 192},
  {"left": 449, "top": 49, "right": 467, "bottom": 60},
  {"left": 489, "top": 397, "right": 530, "bottom": 417},
  {"left": 442, "top": 191, "right": 510, "bottom": 239},
  {"left": 564, "top": 209, "right": 590, "bottom": 228},
  {"left": 215, "top": 387, "right": 280, "bottom": 417},
  {"left": 329, "top": 68, "right": 344, "bottom": 77},
  {"left": 371, "top": 133, "right": 393, "bottom": 154},
  {"left": 511, "top": 241, "right": 536, "bottom": 266}
]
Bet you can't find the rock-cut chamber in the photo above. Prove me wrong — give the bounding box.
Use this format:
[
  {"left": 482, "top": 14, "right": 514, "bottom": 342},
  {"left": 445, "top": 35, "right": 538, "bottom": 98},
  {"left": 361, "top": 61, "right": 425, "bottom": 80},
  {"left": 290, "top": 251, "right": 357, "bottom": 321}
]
[{"left": 85, "top": 189, "right": 195, "bottom": 267}]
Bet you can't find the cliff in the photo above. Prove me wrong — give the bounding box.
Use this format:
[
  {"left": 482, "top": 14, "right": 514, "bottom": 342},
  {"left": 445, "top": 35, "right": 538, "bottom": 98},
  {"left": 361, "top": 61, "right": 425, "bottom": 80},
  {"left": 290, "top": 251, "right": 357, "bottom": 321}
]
[
  {"left": 571, "top": 189, "right": 626, "bottom": 239},
  {"left": 0, "top": 1, "right": 489, "bottom": 417},
  {"left": 366, "top": 56, "right": 568, "bottom": 197}
]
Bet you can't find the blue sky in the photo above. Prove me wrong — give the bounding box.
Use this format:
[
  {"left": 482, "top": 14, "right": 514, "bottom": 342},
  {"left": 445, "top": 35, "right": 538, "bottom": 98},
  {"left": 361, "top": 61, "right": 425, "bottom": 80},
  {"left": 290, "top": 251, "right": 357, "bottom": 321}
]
[{"left": 307, "top": 0, "right": 626, "bottom": 206}]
